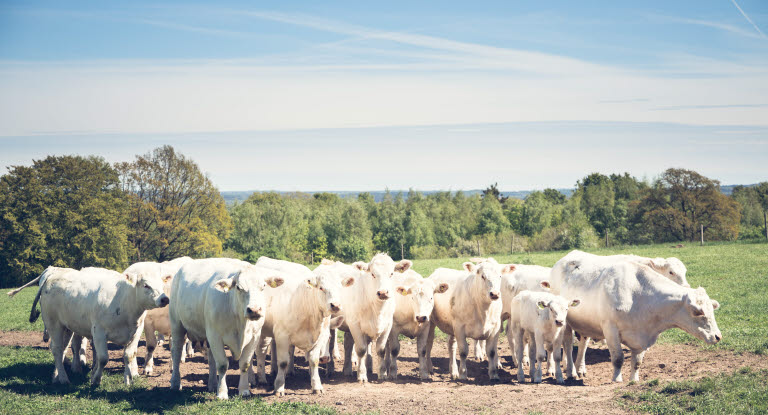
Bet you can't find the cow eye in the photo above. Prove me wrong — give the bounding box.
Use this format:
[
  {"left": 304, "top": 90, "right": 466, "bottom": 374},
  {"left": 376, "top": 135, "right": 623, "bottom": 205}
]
[
  {"left": 144, "top": 284, "right": 151, "bottom": 289},
  {"left": 390, "top": 273, "right": 394, "bottom": 278}
]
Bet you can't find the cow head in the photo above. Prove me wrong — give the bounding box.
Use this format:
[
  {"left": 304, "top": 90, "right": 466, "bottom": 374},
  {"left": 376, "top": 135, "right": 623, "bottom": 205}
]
[
  {"left": 679, "top": 287, "right": 721, "bottom": 344},
  {"left": 397, "top": 280, "right": 449, "bottom": 324},
  {"left": 308, "top": 269, "right": 355, "bottom": 314},
  {"left": 465, "top": 258, "right": 512, "bottom": 302},
  {"left": 127, "top": 272, "right": 169, "bottom": 310},
  {"left": 356, "top": 253, "right": 411, "bottom": 301},
  {"left": 214, "top": 268, "right": 284, "bottom": 321},
  {"left": 537, "top": 296, "right": 580, "bottom": 327},
  {"left": 649, "top": 257, "right": 689, "bottom": 287}
]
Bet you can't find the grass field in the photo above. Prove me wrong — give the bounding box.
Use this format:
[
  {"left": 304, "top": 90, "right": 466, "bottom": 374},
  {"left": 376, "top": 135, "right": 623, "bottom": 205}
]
[{"left": 1, "top": 241, "right": 766, "bottom": 414}]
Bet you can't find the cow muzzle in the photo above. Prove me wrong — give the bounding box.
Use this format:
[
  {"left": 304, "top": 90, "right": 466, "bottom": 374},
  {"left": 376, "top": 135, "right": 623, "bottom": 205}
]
[
  {"left": 246, "top": 307, "right": 263, "bottom": 321},
  {"left": 555, "top": 320, "right": 564, "bottom": 327},
  {"left": 157, "top": 295, "right": 169, "bottom": 307},
  {"left": 489, "top": 291, "right": 500, "bottom": 301},
  {"left": 329, "top": 303, "right": 341, "bottom": 313},
  {"left": 377, "top": 290, "right": 390, "bottom": 300},
  {"left": 416, "top": 316, "right": 428, "bottom": 323},
  {"left": 714, "top": 333, "right": 722, "bottom": 343}
]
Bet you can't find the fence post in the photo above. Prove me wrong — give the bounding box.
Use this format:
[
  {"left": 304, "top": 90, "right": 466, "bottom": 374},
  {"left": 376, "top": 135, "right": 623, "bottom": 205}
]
[
  {"left": 700, "top": 225, "right": 704, "bottom": 246},
  {"left": 477, "top": 240, "right": 481, "bottom": 256},
  {"left": 605, "top": 231, "right": 609, "bottom": 248},
  {"left": 401, "top": 243, "right": 405, "bottom": 260}
]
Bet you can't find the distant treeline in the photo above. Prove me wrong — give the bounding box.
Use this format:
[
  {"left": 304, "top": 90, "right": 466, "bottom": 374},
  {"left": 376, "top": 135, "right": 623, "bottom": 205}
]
[{"left": 0, "top": 145, "right": 766, "bottom": 288}]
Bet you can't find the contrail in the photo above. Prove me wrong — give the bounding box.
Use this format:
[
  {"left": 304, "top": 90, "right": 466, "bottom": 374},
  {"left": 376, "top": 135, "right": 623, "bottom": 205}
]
[{"left": 730, "top": 0, "right": 767, "bottom": 39}]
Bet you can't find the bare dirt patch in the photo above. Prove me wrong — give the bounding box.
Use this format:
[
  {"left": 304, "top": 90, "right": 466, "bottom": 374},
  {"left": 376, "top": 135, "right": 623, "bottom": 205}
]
[{"left": 2, "top": 330, "right": 763, "bottom": 414}]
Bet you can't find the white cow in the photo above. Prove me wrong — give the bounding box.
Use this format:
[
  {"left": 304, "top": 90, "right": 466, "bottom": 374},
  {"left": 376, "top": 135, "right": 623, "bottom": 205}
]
[
  {"left": 30, "top": 266, "right": 168, "bottom": 386},
  {"left": 124, "top": 257, "right": 194, "bottom": 375},
  {"left": 385, "top": 269, "right": 449, "bottom": 380},
  {"left": 509, "top": 291, "right": 580, "bottom": 384},
  {"left": 315, "top": 254, "right": 411, "bottom": 383},
  {"left": 558, "top": 250, "right": 692, "bottom": 378},
  {"left": 551, "top": 258, "right": 721, "bottom": 382},
  {"left": 9, "top": 266, "right": 76, "bottom": 344},
  {"left": 428, "top": 258, "right": 514, "bottom": 381},
  {"left": 256, "top": 256, "right": 313, "bottom": 276},
  {"left": 254, "top": 266, "right": 353, "bottom": 396},
  {"left": 169, "top": 258, "right": 284, "bottom": 399}
]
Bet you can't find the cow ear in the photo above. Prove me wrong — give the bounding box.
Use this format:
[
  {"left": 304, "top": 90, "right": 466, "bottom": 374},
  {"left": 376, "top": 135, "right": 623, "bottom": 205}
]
[
  {"left": 537, "top": 301, "right": 547, "bottom": 310},
  {"left": 711, "top": 299, "right": 720, "bottom": 310},
  {"left": 396, "top": 286, "right": 409, "bottom": 296},
  {"left": 321, "top": 258, "right": 334, "bottom": 266},
  {"left": 266, "top": 277, "right": 284, "bottom": 289},
  {"left": 463, "top": 262, "right": 476, "bottom": 273},
  {"left": 306, "top": 276, "right": 318, "bottom": 288},
  {"left": 651, "top": 258, "right": 666, "bottom": 269},
  {"left": 329, "top": 315, "right": 345, "bottom": 330},
  {"left": 570, "top": 299, "right": 581, "bottom": 307},
  {"left": 162, "top": 274, "right": 173, "bottom": 283},
  {"left": 125, "top": 273, "right": 138, "bottom": 286},
  {"left": 540, "top": 281, "right": 551, "bottom": 290},
  {"left": 683, "top": 293, "right": 705, "bottom": 316},
  {"left": 435, "top": 283, "right": 449, "bottom": 294},
  {"left": 215, "top": 278, "right": 234, "bottom": 292},
  {"left": 502, "top": 264, "right": 516, "bottom": 274},
  {"left": 353, "top": 261, "right": 369, "bottom": 272},
  {"left": 395, "top": 259, "right": 412, "bottom": 273},
  {"left": 341, "top": 276, "right": 355, "bottom": 287},
  {"left": 469, "top": 257, "right": 486, "bottom": 263}
]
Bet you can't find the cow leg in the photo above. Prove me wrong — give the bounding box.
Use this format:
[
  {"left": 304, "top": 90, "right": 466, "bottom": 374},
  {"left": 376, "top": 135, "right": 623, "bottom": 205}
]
[
  {"left": 236, "top": 338, "right": 256, "bottom": 397},
  {"left": 144, "top": 323, "right": 158, "bottom": 375},
  {"left": 474, "top": 339, "right": 487, "bottom": 361},
  {"left": 486, "top": 333, "right": 500, "bottom": 381},
  {"left": 307, "top": 340, "right": 325, "bottom": 394},
  {"left": 269, "top": 337, "right": 276, "bottom": 376},
  {"left": 546, "top": 342, "right": 556, "bottom": 379},
  {"left": 376, "top": 324, "right": 393, "bottom": 382},
  {"left": 207, "top": 347, "right": 217, "bottom": 392},
  {"left": 447, "top": 335, "right": 458, "bottom": 379},
  {"left": 528, "top": 332, "right": 537, "bottom": 382},
  {"left": 331, "top": 328, "right": 342, "bottom": 360},
  {"left": 326, "top": 328, "right": 336, "bottom": 379},
  {"left": 123, "top": 321, "right": 143, "bottom": 385},
  {"left": 70, "top": 333, "right": 84, "bottom": 374},
  {"left": 533, "top": 331, "right": 546, "bottom": 383},
  {"left": 207, "top": 338, "right": 230, "bottom": 399},
  {"left": 255, "top": 335, "right": 269, "bottom": 385},
  {"left": 553, "top": 334, "right": 565, "bottom": 384},
  {"left": 603, "top": 323, "right": 624, "bottom": 382},
  {"left": 169, "top": 323, "right": 187, "bottom": 391},
  {"left": 386, "top": 329, "right": 400, "bottom": 380},
  {"left": 50, "top": 325, "right": 72, "bottom": 384},
  {"left": 184, "top": 338, "right": 194, "bottom": 360},
  {"left": 576, "top": 337, "right": 591, "bottom": 379},
  {"left": 513, "top": 327, "right": 526, "bottom": 383},
  {"left": 342, "top": 331, "right": 355, "bottom": 377},
  {"left": 351, "top": 330, "right": 371, "bottom": 384},
  {"left": 43, "top": 327, "right": 50, "bottom": 343},
  {"left": 563, "top": 325, "right": 577, "bottom": 380},
  {"left": 507, "top": 322, "right": 519, "bottom": 368},
  {"left": 287, "top": 344, "right": 296, "bottom": 377},
  {"left": 630, "top": 349, "right": 646, "bottom": 382},
  {"left": 90, "top": 327, "right": 109, "bottom": 387},
  {"left": 456, "top": 328, "right": 469, "bottom": 381},
  {"left": 426, "top": 322, "right": 436, "bottom": 374},
  {"left": 416, "top": 326, "right": 431, "bottom": 380},
  {"left": 273, "top": 336, "right": 292, "bottom": 396}
]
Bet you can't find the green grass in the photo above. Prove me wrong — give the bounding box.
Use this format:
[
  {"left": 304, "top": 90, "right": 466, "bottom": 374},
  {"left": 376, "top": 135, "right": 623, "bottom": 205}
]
[
  {"left": 411, "top": 241, "right": 768, "bottom": 354},
  {"left": 0, "top": 288, "right": 46, "bottom": 332},
  {"left": 619, "top": 367, "right": 768, "bottom": 414}
]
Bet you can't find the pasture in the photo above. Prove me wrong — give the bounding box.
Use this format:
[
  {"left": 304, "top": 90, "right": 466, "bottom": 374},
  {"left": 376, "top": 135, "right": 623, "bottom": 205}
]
[{"left": 1, "top": 241, "right": 766, "bottom": 414}]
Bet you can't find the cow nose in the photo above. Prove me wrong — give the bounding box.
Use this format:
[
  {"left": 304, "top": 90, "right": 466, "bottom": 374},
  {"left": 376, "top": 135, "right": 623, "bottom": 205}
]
[
  {"left": 246, "top": 307, "right": 263, "bottom": 320},
  {"left": 555, "top": 320, "right": 564, "bottom": 327},
  {"left": 159, "top": 296, "right": 169, "bottom": 307},
  {"left": 377, "top": 290, "right": 390, "bottom": 300},
  {"left": 489, "top": 291, "right": 500, "bottom": 300},
  {"left": 330, "top": 303, "right": 341, "bottom": 313},
  {"left": 416, "top": 316, "right": 428, "bottom": 323},
  {"left": 714, "top": 334, "right": 722, "bottom": 343}
]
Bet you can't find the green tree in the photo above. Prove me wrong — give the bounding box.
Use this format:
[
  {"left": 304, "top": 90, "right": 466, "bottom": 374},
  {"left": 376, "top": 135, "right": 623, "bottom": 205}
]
[
  {"left": 0, "top": 156, "right": 131, "bottom": 287},
  {"left": 476, "top": 196, "right": 510, "bottom": 235},
  {"left": 755, "top": 182, "right": 768, "bottom": 240},
  {"left": 117, "top": 145, "right": 231, "bottom": 262},
  {"left": 575, "top": 173, "right": 616, "bottom": 238},
  {"left": 542, "top": 188, "right": 566, "bottom": 205}
]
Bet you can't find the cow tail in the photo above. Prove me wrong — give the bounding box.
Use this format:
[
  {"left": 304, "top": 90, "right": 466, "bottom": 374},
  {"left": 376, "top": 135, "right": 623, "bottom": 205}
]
[{"left": 29, "top": 273, "right": 47, "bottom": 323}]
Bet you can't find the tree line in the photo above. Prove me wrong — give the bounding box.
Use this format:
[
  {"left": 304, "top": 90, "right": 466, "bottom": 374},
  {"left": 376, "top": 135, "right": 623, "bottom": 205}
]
[{"left": 0, "top": 145, "right": 765, "bottom": 287}]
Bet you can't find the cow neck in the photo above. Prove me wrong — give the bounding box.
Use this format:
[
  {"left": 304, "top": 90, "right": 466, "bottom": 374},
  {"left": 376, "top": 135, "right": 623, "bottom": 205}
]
[
  {"left": 645, "top": 289, "right": 689, "bottom": 340},
  {"left": 468, "top": 273, "right": 492, "bottom": 309},
  {"left": 292, "top": 285, "right": 326, "bottom": 326},
  {"left": 117, "top": 280, "right": 149, "bottom": 324}
]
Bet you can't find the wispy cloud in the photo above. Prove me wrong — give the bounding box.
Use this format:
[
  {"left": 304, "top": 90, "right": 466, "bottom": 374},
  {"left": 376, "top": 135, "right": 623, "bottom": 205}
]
[{"left": 730, "top": 0, "right": 768, "bottom": 39}]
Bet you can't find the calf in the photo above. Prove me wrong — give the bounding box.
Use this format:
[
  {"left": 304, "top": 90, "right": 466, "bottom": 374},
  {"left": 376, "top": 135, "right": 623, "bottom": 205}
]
[
  {"left": 30, "top": 266, "right": 168, "bottom": 386},
  {"left": 169, "top": 258, "right": 284, "bottom": 399},
  {"left": 428, "top": 258, "right": 514, "bottom": 381},
  {"left": 509, "top": 291, "right": 580, "bottom": 384},
  {"left": 385, "top": 270, "right": 449, "bottom": 380},
  {"left": 551, "top": 258, "right": 721, "bottom": 382}
]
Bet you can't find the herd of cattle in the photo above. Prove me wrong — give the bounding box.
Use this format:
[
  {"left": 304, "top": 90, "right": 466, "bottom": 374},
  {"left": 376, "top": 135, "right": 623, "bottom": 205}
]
[{"left": 7, "top": 250, "right": 722, "bottom": 399}]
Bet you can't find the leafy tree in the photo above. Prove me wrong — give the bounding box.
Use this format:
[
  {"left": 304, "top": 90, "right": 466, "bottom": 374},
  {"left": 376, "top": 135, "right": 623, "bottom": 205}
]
[
  {"left": 542, "top": 188, "right": 566, "bottom": 205},
  {"left": 482, "top": 182, "right": 507, "bottom": 202},
  {"left": 117, "top": 145, "right": 231, "bottom": 262},
  {"left": 0, "top": 156, "right": 131, "bottom": 287},
  {"left": 755, "top": 182, "right": 768, "bottom": 240},
  {"left": 520, "top": 191, "right": 555, "bottom": 236},
  {"left": 476, "top": 197, "right": 510, "bottom": 235},
  {"left": 575, "top": 173, "right": 616, "bottom": 237}
]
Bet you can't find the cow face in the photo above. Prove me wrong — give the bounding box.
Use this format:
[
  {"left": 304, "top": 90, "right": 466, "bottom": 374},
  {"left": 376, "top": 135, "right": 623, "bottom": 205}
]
[
  {"left": 215, "top": 269, "right": 284, "bottom": 321},
  {"left": 129, "top": 272, "right": 169, "bottom": 310},
  {"left": 538, "top": 297, "right": 580, "bottom": 327},
  {"left": 680, "top": 287, "right": 721, "bottom": 344},
  {"left": 309, "top": 270, "right": 354, "bottom": 314},
  {"left": 357, "top": 254, "right": 411, "bottom": 301},
  {"left": 651, "top": 257, "right": 690, "bottom": 287},
  {"left": 465, "top": 259, "right": 512, "bottom": 302},
  {"left": 397, "top": 281, "right": 449, "bottom": 324}
]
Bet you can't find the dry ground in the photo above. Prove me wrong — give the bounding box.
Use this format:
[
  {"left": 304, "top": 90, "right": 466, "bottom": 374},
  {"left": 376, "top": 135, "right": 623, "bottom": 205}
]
[{"left": 2, "top": 330, "right": 763, "bottom": 415}]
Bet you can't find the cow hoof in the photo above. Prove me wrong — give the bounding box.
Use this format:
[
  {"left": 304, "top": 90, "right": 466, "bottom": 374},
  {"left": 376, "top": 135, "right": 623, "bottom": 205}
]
[
  {"left": 216, "top": 394, "right": 229, "bottom": 400},
  {"left": 239, "top": 390, "right": 251, "bottom": 397},
  {"left": 490, "top": 377, "right": 500, "bottom": 383},
  {"left": 145, "top": 368, "right": 153, "bottom": 376},
  {"left": 276, "top": 390, "right": 285, "bottom": 397},
  {"left": 312, "top": 389, "right": 324, "bottom": 395}
]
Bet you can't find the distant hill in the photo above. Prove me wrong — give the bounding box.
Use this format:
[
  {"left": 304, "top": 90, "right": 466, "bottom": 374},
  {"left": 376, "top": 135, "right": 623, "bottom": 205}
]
[{"left": 221, "top": 188, "right": 575, "bottom": 205}]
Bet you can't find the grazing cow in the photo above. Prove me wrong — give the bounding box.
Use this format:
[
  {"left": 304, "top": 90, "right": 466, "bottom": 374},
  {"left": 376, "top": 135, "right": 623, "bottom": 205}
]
[
  {"left": 428, "top": 258, "right": 514, "bottom": 381},
  {"left": 30, "top": 266, "right": 168, "bottom": 386},
  {"left": 556, "top": 250, "right": 692, "bottom": 378},
  {"left": 508, "top": 291, "right": 580, "bottom": 384},
  {"left": 385, "top": 269, "right": 449, "bottom": 380},
  {"left": 315, "top": 254, "right": 411, "bottom": 383},
  {"left": 169, "top": 258, "right": 284, "bottom": 399},
  {"left": 254, "top": 266, "right": 353, "bottom": 396},
  {"left": 551, "top": 258, "right": 721, "bottom": 382},
  {"left": 124, "top": 257, "right": 194, "bottom": 375}
]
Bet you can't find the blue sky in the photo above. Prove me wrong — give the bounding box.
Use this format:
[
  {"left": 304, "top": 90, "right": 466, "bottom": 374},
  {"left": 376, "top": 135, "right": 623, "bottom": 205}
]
[{"left": 1, "top": 1, "right": 767, "bottom": 190}]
